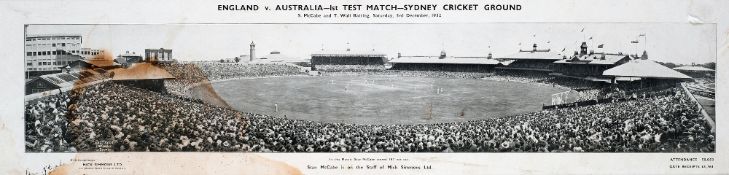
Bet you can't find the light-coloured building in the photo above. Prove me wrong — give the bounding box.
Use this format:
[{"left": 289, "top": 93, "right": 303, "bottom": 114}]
[
  {"left": 24, "top": 34, "right": 103, "bottom": 77},
  {"left": 496, "top": 43, "right": 563, "bottom": 72},
  {"left": 390, "top": 50, "right": 499, "bottom": 72},
  {"left": 78, "top": 48, "right": 103, "bottom": 59},
  {"left": 145, "top": 48, "right": 173, "bottom": 62},
  {"left": 25, "top": 34, "right": 102, "bottom": 76},
  {"left": 115, "top": 51, "right": 144, "bottom": 67},
  {"left": 256, "top": 50, "right": 307, "bottom": 63},
  {"left": 249, "top": 41, "right": 256, "bottom": 62}
]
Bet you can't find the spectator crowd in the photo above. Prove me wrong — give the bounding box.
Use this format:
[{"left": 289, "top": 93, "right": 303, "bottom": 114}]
[
  {"left": 192, "top": 62, "right": 303, "bottom": 81},
  {"left": 240, "top": 88, "right": 713, "bottom": 152},
  {"left": 26, "top": 82, "right": 248, "bottom": 152},
  {"left": 26, "top": 81, "right": 713, "bottom": 152},
  {"left": 159, "top": 62, "right": 305, "bottom": 96},
  {"left": 24, "top": 63, "right": 714, "bottom": 153}
]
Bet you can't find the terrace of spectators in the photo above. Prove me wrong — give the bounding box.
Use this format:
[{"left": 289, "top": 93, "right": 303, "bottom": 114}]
[{"left": 23, "top": 60, "right": 715, "bottom": 153}]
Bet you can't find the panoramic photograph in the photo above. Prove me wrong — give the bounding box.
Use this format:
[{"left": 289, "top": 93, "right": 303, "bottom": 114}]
[{"left": 24, "top": 23, "right": 715, "bottom": 153}]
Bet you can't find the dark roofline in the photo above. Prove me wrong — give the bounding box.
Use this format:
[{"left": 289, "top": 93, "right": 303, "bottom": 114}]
[
  {"left": 519, "top": 49, "right": 551, "bottom": 52},
  {"left": 399, "top": 55, "right": 435, "bottom": 58},
  {"left": 145, "top": 48, "right": 172, "bottom": 51},
  {"left": 391, "top": 62, "right": 499, "bottom": 65},
  {"left": 399, "top": 56, "right": 491, "bottom": 59},
  {"left": 496, "top": 67, "right": 553, "bottom": 72},
  {"left": 26, "top": 34, "right": 82, "bottom": 38},
  {"left": 311, "top": 53, "right": 386, "bottom": 57},
  {"left": 26, "top": 77, "right": 62, "bottom": 88}
]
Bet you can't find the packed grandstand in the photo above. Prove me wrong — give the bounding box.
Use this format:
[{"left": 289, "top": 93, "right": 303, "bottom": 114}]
[{"left": 24, "top": 60, "right": 715, "bottom": 153}]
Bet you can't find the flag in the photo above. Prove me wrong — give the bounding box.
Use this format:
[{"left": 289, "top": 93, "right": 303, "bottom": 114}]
[
  {"left": 580, "top": 28, "right": 584, "bottom": 32},
  {"left": 597, "top": 44, "right": 604, "bottom": 48},
  {"left": 588, "top": 37, "right": 593, "bottom": 40},
  {"left": 561, "top": 48, "right": 566, "bottom": 52},
  {"left": 532, "top": 34, "right": 536, "bottom": 37},
  {"left": 639, "top": 33, "right": 646, "bottom": 37},
  {"left": 631, "top": 40, "right": 639, "bottom": 43},
  {"left": 547, "top": 41, "right": 551, "bottom": 43}
]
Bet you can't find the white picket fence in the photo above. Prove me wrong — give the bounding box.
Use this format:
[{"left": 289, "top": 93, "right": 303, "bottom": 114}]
[{"left": 680, "top": 82, "right": 715, "bottom": 133}]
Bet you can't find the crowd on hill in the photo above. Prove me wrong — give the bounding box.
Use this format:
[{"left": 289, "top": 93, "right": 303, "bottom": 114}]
[
  {"left": 159, "top": 62, "right": 305, "bottom": 96},
  {"left": 193, "top": 62, "right": 304, "bottom": 80},
  {"left": 158, "top": 63, "right": 211, "bottom": 96}
]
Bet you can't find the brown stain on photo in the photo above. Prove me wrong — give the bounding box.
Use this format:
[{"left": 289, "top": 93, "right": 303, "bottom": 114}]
[
  {"left": 47, "top": 153, "right": 302, "bottom": 175},
  {"left": 37, "top": 49, "right": 302, "bottom": 174},
  {"left": 189, "top": 80, "right": 232, "bottom": 107},
  {"left": 164, "top": 63, "right": 232, "bottom": 108}
]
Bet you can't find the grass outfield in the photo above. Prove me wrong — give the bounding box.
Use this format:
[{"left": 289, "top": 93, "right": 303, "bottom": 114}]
[{"left": 212, "top": 75, "right": 567, "bottom": 125}]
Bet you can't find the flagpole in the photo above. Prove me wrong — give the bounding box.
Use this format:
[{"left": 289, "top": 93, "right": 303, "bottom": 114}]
[
  {"left": 643, "top": 34, "right": 648, "bottom": 52},
  {"left": 637, "top": 33, "right": 647, "bottom": 54},
  {"left": 25, "top": 24, "right": 29, "bottom": 79}
]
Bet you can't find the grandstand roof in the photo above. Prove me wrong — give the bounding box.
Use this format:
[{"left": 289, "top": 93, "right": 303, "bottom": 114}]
[
  {"left": 390, "top": 57, "right": 500, "bottom": 65},
  {"left": 500, "top": 50, "right": 563, "bottom": 60},
  {"left": 673, "top": 66, "right": 715, "bottom": 72},
  {"left": 82, "top": 59, "right": 121, "bottom": 67},
  {"left": 35, "top": 70, "right": 101, "bottom": 88},
  {"left": 553, "top": 54, "right": 629, "bottom": 65},
  {"left": 499, "top": 60, "right": 516, "bottom": 66},
  {"left": 260, "top": 52, "right": 297, "bottom": 61},
  {"left": 111, "top": 63, "right": 175, "bottom": 80},
  {"left": 603, "top": 59, "right": 691, "bottom": 79},
  {"left": 312, "top": 50, "right": 386, "bottom": 57},
  {"left": 26, "top": 34, "right": 82, "bottom": 38},
  {"left": 38, "top": 73, "right": 78, "bottom": 87}
]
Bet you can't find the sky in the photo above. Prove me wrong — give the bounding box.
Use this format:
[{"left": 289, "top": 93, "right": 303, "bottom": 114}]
[{"left": 27, "top": 23, "right": 716, "bottom": 64}]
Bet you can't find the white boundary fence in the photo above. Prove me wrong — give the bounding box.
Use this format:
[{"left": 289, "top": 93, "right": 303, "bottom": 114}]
[
  {"left": 551, "top": 90, "right": 571, "bottom": 105},
  {"left": 680, "top": 82, "right": 716, "bottom": 133}
]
